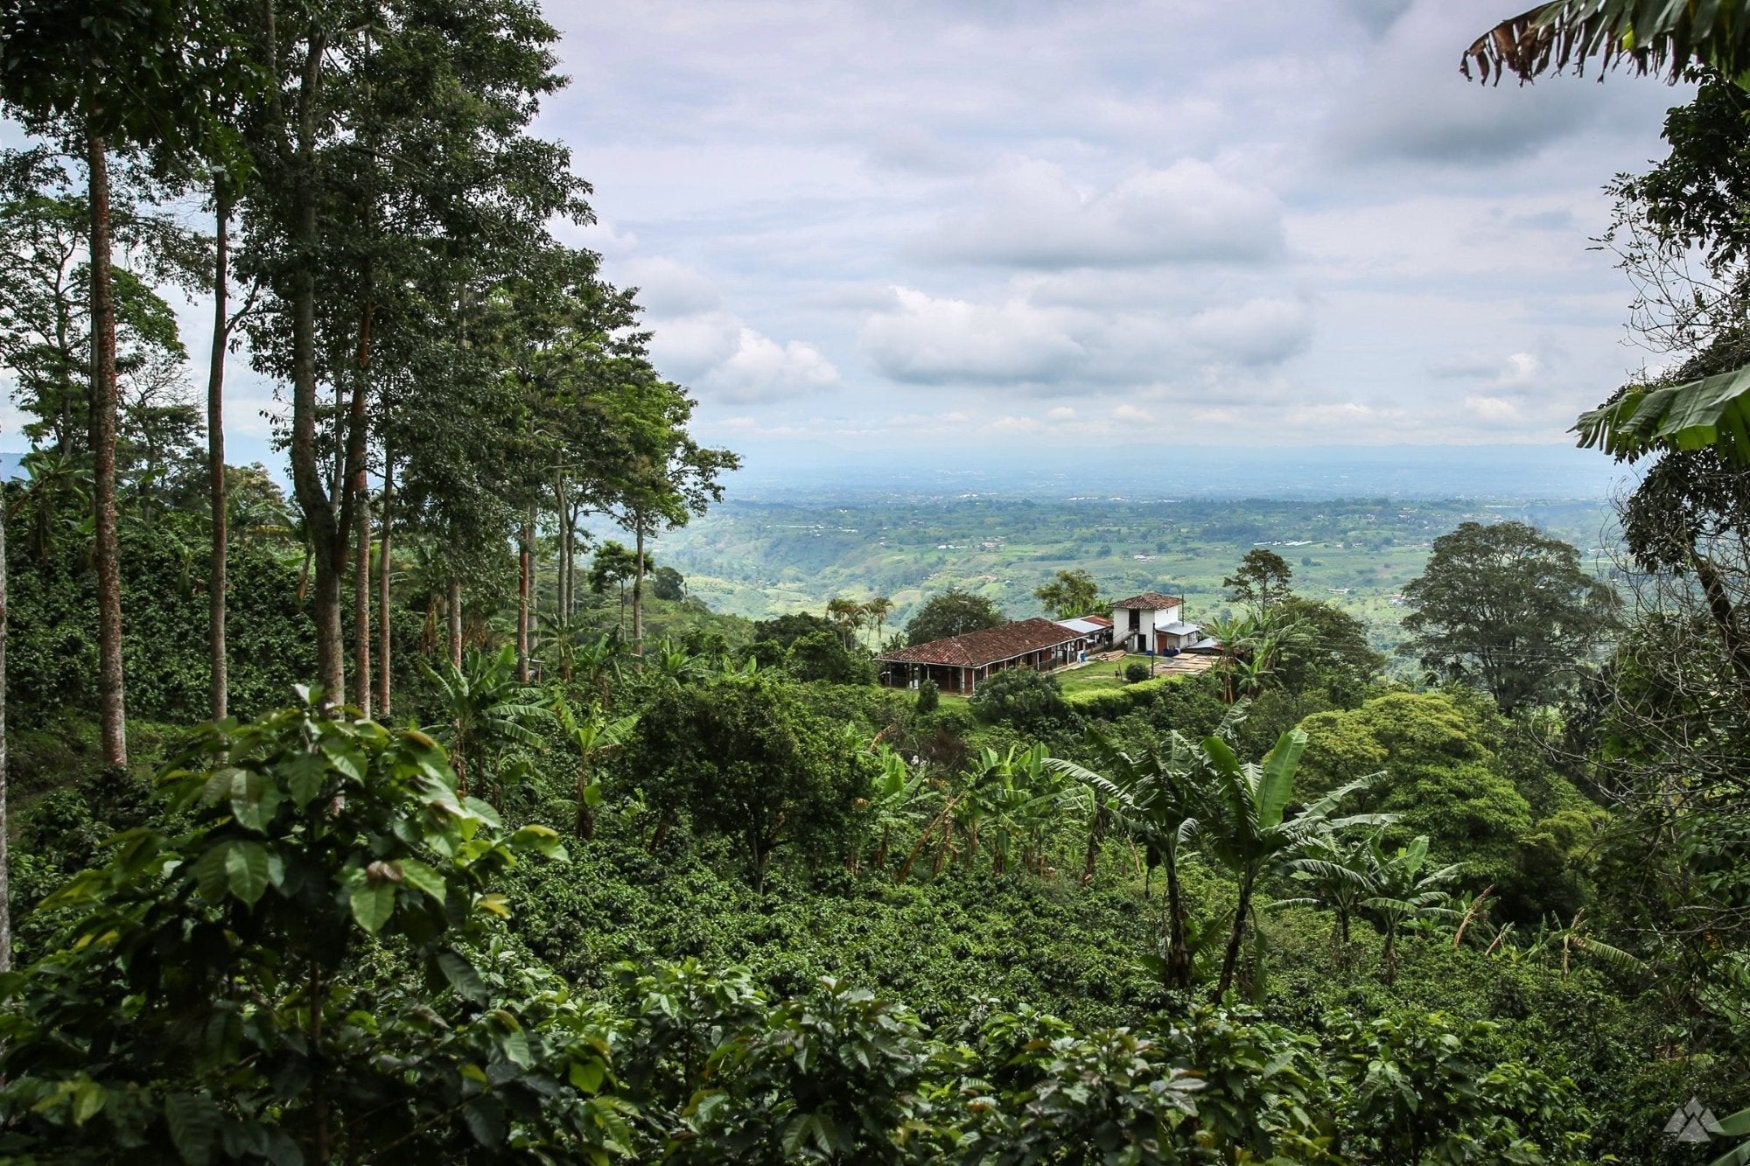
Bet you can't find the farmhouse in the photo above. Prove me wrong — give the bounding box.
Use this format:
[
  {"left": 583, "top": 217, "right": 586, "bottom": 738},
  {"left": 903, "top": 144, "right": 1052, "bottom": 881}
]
[
  {"left": 1109, "top": 592, "right": 1191, "bottom": 653},
  {"left": 877, "top": 617, "right": 1086, "bottom": 695}
]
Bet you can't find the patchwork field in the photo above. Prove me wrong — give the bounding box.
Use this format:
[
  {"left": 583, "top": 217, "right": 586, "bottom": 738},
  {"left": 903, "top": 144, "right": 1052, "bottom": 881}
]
[{"left": 655, "top": 494, "right": 1619, "bottom": 662}]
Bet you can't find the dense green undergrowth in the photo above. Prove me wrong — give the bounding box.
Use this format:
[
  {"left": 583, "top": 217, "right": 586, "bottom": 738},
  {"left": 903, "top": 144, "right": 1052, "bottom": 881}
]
[{"left": 3, "top": 666, "right": 1743, "bottom": 1163}]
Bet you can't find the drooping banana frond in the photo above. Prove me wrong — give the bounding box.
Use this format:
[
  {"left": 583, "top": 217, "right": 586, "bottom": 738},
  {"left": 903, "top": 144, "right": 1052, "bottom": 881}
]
[
  {"left": 1569, "top": 932, "right": 1651, "bottom": 974},
  {"left": 1463, "top": 0, "right": 1750, "bottom": 86},
  {"left": 1575, "top": 364, "right": 1750, "bottom": 464}
]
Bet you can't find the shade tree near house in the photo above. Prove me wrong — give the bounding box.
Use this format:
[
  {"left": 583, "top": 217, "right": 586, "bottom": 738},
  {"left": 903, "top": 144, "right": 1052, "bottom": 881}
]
[
  {"left": 903, "top": 588, "right": 1008, "bottom": 646},
  {"left": 1399, "top": 520, "right": 1616, "bottom": 715},
  {"left": 1224, "top": 548, "right": 1293, "bottom": 610},
  {"left": 1034, "top": 568, "right": 1103, "bottom": 620}
]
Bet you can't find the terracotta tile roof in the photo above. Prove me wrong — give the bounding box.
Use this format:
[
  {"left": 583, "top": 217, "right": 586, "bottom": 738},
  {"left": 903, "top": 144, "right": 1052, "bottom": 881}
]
[
  {"left": 1110, "top": 592, "right": 1184, "bottom": 610},
  {"left": 878, "top": 617, "right": 1083, "bottom": 668},
  {"left": 1084, "top": 615, "right": 1113, "bottom": 627}
]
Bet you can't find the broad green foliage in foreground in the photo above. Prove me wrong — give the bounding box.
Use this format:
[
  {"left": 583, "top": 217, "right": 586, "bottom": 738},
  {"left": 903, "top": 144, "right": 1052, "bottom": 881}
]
[{"left": 0, "top": 702, "right": 1604, "bottom": 1163}]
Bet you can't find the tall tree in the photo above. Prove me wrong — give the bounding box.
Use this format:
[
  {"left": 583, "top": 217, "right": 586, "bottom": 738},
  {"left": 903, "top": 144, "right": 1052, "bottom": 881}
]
[
  {"left": 0, "top": 476, "right": 9, "bottom": 971},
  {"left": 0, "top": 0, "right": 244, "bottom": 765},
  {"left": 606, "top": 383, "right": 736, "bottom": 654},
  {"left": 1192, "top": 730, "right": 1379, "bottom": 997},
  {"left": 1223, "top": 548, "right": 1293, "bottom": 610},
  {"left": 904, "top": 589, "right": 1008, "bottom": 646},
  {"left": 1034, "top": 569, "right": 1101, "bottom": 619},
  {"left": 1400, "top": 521, "right": 1617, "bottom": 715},
  {"left": 1049, "top": 730, "right": 1206, "bottom": 990},
  {"left": 241, "top": 0, "right": 582, "bottom": 698}
]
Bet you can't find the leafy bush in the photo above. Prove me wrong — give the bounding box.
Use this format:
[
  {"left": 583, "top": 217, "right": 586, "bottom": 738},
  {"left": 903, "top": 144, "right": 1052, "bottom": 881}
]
[
  {"left": 1124, "top": 662, "right": 1151, "bottom": 683},
  {"left": 915, "top": 678, "right": 939, "bottom": 714},
  {"left": 626, "top": 671, "right": 867, "bottom": 889},
  {"left": 969, "top": 668, "right": 1072, "bottom": 733},
  {"left": 0, "top": 699, "right": 610, "bottom": 1162}
]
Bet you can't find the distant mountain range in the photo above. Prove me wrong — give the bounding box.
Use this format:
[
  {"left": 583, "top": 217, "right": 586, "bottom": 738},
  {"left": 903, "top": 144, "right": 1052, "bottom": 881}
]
[
  {"left": 720, "top": 442, "right": 1640, "bottom": 504},
  {"left": 0, "top": 442, "right": 1641, "bottom": 504}
]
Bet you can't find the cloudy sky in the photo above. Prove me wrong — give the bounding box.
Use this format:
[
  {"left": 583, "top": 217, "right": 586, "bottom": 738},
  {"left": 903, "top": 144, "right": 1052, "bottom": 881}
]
[{"left": 525, "top": 0, "right": 1695, "bottom": 458}]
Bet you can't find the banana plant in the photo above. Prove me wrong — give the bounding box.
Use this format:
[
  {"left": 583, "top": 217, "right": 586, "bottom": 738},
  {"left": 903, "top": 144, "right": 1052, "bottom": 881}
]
[
  {"left": 1281, "top": 831, "right": 1379, "bottom": 965},
  {"left": 420, "top": 643, "right": 551, "bottom": 804},
  {"left": 1359, "top": 835, "right": 1463, "bottom": 986},
  {"left": 854, "top": 743, "right": 925, "bottom": 875},
  {"left": 556, "top": 699, "right": 640, "bottom": 840},
  {"left": 1191, "top": 729, "right": 1385, "bottom": 996},
  {"left": 1049, "top": 729, "right": 1208, "bottom": 990},
  {"left": 1709, "top": 1107, "right": 1750, "bottom": 1166}
]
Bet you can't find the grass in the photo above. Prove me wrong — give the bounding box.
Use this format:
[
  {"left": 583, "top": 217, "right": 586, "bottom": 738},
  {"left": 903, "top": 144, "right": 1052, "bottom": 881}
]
[{"left": 1055, "top": 655, "right": 1158, "bottom": 695}]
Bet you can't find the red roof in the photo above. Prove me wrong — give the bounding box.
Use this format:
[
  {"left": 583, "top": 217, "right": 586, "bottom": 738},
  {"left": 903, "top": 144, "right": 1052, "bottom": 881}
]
[
  {"left": 878, "top": 617, "right": 1083, "bottom": 668},
  {"left": 1084, "top": 615, "right": 1113, "bottom": 627},
  {"left": 1110, "top": 592, "right": 1183, "bottom": 610}
]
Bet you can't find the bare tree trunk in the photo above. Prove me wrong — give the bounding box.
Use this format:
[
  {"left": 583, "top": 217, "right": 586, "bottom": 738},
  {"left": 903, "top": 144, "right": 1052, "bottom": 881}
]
[
  {"left": 1164, "top": 854, "right": 1191, "bottom": 990},
  {"left": 1217, "top": 876, "right": 1255, "bottom": 997},
  {"left": 88, "top": 133, "right": 127, "bottom": 767},
  {"left": 448, "top": 577, "right": 462, "bottom": 668},
  {"left": 632, "top": 520, "right": 646, "bottom": 654},
  {"left": 207, "top": 187, "right": 231, "bottom": 721},
  {"left": 377, "top": 451, "right": 393, "bottom": 717},
  {"left": 554, "top": 473, "right": 569, "bottom": 624},
  {"left": 517, "top": 512, "right": 532, "bottom": 682},
  {"left": 353, "top": 475, "right": 371, "bottom": 716},
  {"left": 0, "top": 497, "right": 11, "bottom": 971},
  {"left": 285, "top": 32, "right": 345, "bottom": 700}
]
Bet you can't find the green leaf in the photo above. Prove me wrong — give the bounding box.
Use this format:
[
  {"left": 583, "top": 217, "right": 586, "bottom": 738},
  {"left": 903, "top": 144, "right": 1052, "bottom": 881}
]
[
  {"left": 1576, "top": 361, "right": 1750, "bottom": 464},
  {"left": 191, "top": 846, "right": 230, "bottom": 905},
  {"left": 397, "top": 858, "right": 448, "bottom": 905},
  {"left": 569, "top": 1059, "right": 606, "bottom": 1093},
  {"left": 438, "top": 949, "right": 489, "bottom": 1004},
  {"left": 322, "top": 740, "right": 366, "bottom": 782},
  {"left": 349, "top": 881, "right": 396, "bottom": 934},
  {"left": 223, "top": 842, "right": 272, "bottom": 907},
  {"left": 510, "top": 824, "right": 567, "bottom": 859},
  {"left": 1257, "top": 729, "right": 1306, "bottom": 829},
  {"left": 463, "top": 1097, "right": 507, "bottom": 1148},
  {"left": 499, "top": 1026, "right": 532, "bottom": 1069},
  {"left": 283, "top": 752, "right": 327, "bottom": 810},
  {"left": 229, "top": 769, "right": 283, "bottom": 832},
  {"left": 165, "top": 1092, "right": 220, "bottom": 1166},
  {"left": 71, "top": 1081, "right": 105, "bottom": 1125}
]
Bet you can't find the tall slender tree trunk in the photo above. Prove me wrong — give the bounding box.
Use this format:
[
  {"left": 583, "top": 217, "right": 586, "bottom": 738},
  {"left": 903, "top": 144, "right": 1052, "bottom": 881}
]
[
  {"left": 377, "top": 451, "right": 393, "bottom": 717},
  {"left": 1217, "top": 875, "right": 1255, "bottom": 997},
  {"left": 285, "top": 33, "right": 345, "bottom": 701},
  {"left": 0, "top": 497, "right": 11, "bottom": 971},
  {"left": 353, "top": 480, "right": 371, "bottom": 716},
  {"left": 517, "top": 513, "right": 532, "bottom": 682},
  {"left": 554, "top": 474, "right": 570, "bottom": 624},
  {"left": 88, "top": 133, "right": 127, "bottom": 767},
  {"left": 448, "top": 577, "right": 462, "bottom": 667},
  {"left": 632, "top": 521, "right": 646, "bottom": 653},
  {"left": 207, "top": 188, "right": 231, "bottom": 721},
  {"left": 1164, "top": 853, "right": 1191, "bottom": 990},
  {"left": 346, "top": 302, "right": 371, "bottom": 714}
]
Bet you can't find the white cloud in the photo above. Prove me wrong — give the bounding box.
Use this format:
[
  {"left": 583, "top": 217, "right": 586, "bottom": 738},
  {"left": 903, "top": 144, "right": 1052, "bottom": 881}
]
[
  {"left": 1186, "top": 298, "right": 1313, "bottom": 366},
  {"left": 649, "top": 309, "right": 839, "bottom": 405},
  {"left": 1464, "top": 394, "right": 1523, "bottom": 423},
  {"left": 923, "top": 158, "right": 1284, "bottom": 269},
  {"left": 860, "top": 286, "right": 1087, "bottom": 384},
  {"left": 619, "top": 256, "right": 721, "bottom": 317},
  {"left": 700, "top": 329, "right": 839, "bottom": 404}
]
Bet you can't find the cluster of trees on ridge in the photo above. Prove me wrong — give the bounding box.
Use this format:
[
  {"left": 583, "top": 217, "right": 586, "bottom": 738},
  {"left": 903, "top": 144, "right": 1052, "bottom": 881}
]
[{"left": 1, "top": 0, "right": 1750, "bottom": 1161}]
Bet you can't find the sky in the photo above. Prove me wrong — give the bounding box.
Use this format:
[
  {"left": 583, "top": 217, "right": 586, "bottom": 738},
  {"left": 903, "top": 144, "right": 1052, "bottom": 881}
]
[
  {"left": 523, "top": 0, "right": 1696, "bottom": 462},
  {"left": 0, "top": 0, "right": 1702, "bottom": 477}
]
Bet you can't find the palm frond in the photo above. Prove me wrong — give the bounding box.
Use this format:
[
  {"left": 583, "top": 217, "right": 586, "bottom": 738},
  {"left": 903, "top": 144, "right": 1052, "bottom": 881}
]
[{"left": 1462, "top": 0, "right": 1749, "bottom": 86}]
